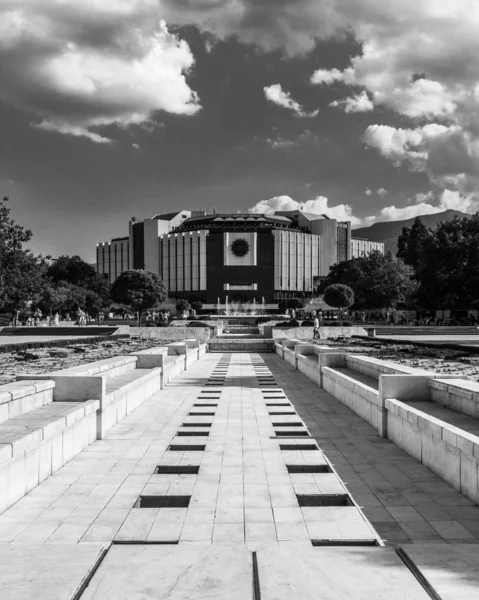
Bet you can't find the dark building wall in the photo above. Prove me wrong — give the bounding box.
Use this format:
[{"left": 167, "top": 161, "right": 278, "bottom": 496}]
[
  {"left": 206, "top": 229, "right": 275, "bottom": 303},
  {"left": 131, "top": 222, "right": 145, "bottom": 269}
]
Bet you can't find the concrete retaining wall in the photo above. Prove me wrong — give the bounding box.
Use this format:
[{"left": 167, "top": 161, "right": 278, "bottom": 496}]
[
  {"left": 272, "top": 326, "right": 367, "bottom": 340},
  {"left": 116, "top": 326, "right": 213, "bottom": 342}
]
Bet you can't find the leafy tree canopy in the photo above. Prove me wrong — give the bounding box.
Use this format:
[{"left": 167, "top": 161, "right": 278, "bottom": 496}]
[
  {"left": 111, "top": 270, "right": 167, "bottom": 325},
  {"left": 286, "top": 298, "right": 306, "bottom": 310},
  {"left": 397, "top": 217, "right": 432, "bottom": 270},
  {"left": 176, "top": 299, "right": 191, "bottom": 313},
  {"left": 0, "top": 196, "right": 48, "bottom": 310},
  {"left": 326, "top": 250, "right": 416, "bottom": 310},
  {"left": 323, "top": 284, "right": 355, "bottom": 310},
  {"left": 411, "top": 213, "right": 479, "bottom": 310}
]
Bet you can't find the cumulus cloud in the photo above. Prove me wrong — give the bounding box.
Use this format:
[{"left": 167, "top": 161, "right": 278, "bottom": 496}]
[
  {"left": 330, "top": 91, "right": 374, "bottom": 113},
  {"left": 264, "top": 84, "right": 318, "bottom": 118},
  {"left": 377, "top": 188, "right": 388, "bottom": 197},
  {"left": 363, "top": 123, "right": 479, "bottom": 196},
  {"left": 365, "top": 188, "right": 372, "bottom": 196},
  {"left": 248, "top": 195, "right": 363, "bottom": 226},
  {"left": 0, "top": 2, "right": 200, "bottom": 142},
  {"left": 248, "top": 189, "right": 479, "bottom": 230},
  {"left": 161, "top": 0, "right": 343, "bottom": 57}
]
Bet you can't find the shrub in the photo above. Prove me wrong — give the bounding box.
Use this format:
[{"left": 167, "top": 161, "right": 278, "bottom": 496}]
[
  {"left": 301, "top": 320, "right": 314, "bottom": 326},
  {"left": 255, "top": 317, "right": 271, "bottom": 325},
  {"left": 342, "top": 320, "right": 353, "bottom": 327},
  {"left": 176, "top": 299, "right": 190, "bottom": 313},
  {"left": 287, "top": 319, "right": 300, "bottom": 327},
  {"left": 187, "top": 321, "right": 212, "bottom": 328},
  {"left": 190, "top": 300, "right": 203, "bottom": 313},
  {"left": 287, "top": 298, "right": 306, "bottom": 310},
  {"left": 156, "top": 321, "right": 170, "bottom": 328}
]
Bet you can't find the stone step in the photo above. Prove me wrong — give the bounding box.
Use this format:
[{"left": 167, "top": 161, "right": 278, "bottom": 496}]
[{"left": 0, "top": 327, "right": 118, "bottom": 337}]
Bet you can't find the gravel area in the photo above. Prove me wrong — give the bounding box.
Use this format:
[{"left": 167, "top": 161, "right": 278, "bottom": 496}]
[
  {"left": 319, "top": 337, "right": 479, "bottom": 381},
  {"left": 0, "top": 337, "right": 174, "bottom": 384}
]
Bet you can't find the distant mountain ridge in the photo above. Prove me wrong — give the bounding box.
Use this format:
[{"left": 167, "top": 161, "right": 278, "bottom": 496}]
[{"left": 352, "top": 209, "right": 467, "bottom": 253}]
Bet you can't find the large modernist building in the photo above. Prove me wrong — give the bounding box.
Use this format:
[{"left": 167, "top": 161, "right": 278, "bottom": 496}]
[{"left": 97, "top": 209, "right": 384, "bottom": 303}]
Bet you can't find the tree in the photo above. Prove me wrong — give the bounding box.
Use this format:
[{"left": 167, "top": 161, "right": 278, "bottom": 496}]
[
  {"left": 0, "top": 196, "right": 48, "bottom": 311},
  {"left": 111, "top": 270, "right": 167, "bottom": 326},
  {"left": 397, "top": 217, "right": 431, "bottom": 269},
  {"left": 286, "top": 298, "right": 306, "bottom": 310},
  {"left": 47, "top": 255, "right": 111, "bottom": 314},
  {"left": 176, "top": 299, "right": 190, "bottom": 314},
  {"left": 323, "top": 284, "right": 355, "bottom": 314},
  {"left": 326, "top": 250, "right": 416, "bottom": 310},
  {"left": 412, "top": 213, "right": 479, "bottom": 310},
  {"left": 190, "top": 300, "right": 203, "bottom": 313}
]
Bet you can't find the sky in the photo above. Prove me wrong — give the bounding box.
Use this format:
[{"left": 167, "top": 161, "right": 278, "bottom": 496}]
[{"left": 1, "top": 1, "right": 479, "bottom": 262}]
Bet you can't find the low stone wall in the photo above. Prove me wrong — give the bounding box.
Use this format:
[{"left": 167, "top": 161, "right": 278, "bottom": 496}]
[
  {"left": 387, "top": 398, "right": 479, "bottom": 504},
  {"left": 276, "top": 342, "right": 479, "bottom": 505},
  {"left": 115, "top": 326, "right": 213, "bottom": 342},
  {"left": 271, "top": 326, "right": 367, "bottom": 340}
]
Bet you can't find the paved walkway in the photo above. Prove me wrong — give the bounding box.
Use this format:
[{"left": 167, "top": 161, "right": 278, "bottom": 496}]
[
  {"left": 1, "top": 352, "right": 478, "bottom": 598},
  {"left": 264, "top": 354, "right": 479, "bottom": 544}
]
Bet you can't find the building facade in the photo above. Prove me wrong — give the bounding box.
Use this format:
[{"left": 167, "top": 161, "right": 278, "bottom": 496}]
[{"left": 97, "top": 210, "right": 384, "bottom": 301}]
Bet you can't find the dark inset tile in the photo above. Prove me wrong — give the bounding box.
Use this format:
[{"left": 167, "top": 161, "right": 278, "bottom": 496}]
[
  {"left": 280, "top": 444, "right": 319, "bottom": 451},
  {"left": 176, "top": 431, "right": 210, "bottom": 437},
  {"left": 274, "top": 431, "right": 310, "bottom": 437},
  {"left": 193, "top": 404, "right": 218, "bottom": 408},
  {"left": 168, "top": 444, "right": 206, "bottom": 451},
  {"left": 155, "top": 465, "right": 200, "bottom": 475},
  {"left": 297, "top": 494, "right": 353, "bottom": 507},
  {"left": 311, "top": 539, "right": 378, "bottom": 547},
  {"left": 287, "top": 464, "right": 332, "bottom": 474},
  {"left": 272, "top": 422, "right": 303, "bottom": 427},
  {"left": 189, "top": 412, "right": 216, "bottom": 416},
  {"left": 134, "top": 495, "right": 191, "bottom": 508}
]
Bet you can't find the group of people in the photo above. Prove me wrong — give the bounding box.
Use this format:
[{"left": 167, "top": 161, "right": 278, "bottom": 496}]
[
  {"left": 10, "top": 308, "right": 107, "bottom": 328},
  {"left": 145, "top": 310, "right": 172, "bottom": 323}
]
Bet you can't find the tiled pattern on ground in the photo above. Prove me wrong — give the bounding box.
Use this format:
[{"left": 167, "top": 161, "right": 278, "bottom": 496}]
[
  {"left": 0, "top": 353, "right": 378, "bottom": 546},
  {"left": 1, "top": 352, "right": 479, "bottom": 549},
  {"left": 263, "top": 354, "right": 479, "bottom": 545}
]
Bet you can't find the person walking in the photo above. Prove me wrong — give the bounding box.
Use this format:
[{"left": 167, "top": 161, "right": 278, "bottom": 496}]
[
  {"left": 12, "top": 309, "right": 20, "bottom": 328},
  {"left": 34, "top": 308, "right": 42, "bottom": 327},
  {"left": 313, "top": 314, "right": 321, "bottom": 340}
]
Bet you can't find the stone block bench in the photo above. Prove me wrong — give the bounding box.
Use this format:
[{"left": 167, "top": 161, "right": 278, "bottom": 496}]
[
  {"left": 0, "top": 380, "right": 98, "bottom": 513},
  {"left": 17, "top": 354, "right": 163, "bottom": 439},
  {"left": 387, "top": 391, "right": 479, "bottom": 504}
]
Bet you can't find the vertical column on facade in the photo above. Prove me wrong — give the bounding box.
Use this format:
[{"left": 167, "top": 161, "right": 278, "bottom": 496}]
[
  {"left": 184, "top": 233, "right": 191, "bottom": 293},
  {"left": 273, "top": 231, "right": 281, "bottom": 295},
  {"left": 298, "top": 232, "right": 304, "bottom": 293},
  {"left": 169, "top": 235, "right": 177, "bottom": 294},
  {"left": 281, "top": 231, "right": 288, "bottom": 293},
  {"left": 177, "top": 234, "right": 184, "bottom": 294},
  {"left": 304, "top": 234, "right": 312, "bottom": 293},
  {"left": 199, "top": 230, "right": 207, "bottom": 292},
  {"left": 191, "top": 232, "right": 199, "bottom": 292},
  {"left": 161, "top": 236, "right": 169, "bottom": 292},
  {"left": 290, "top": 231, "right": 297, "bottom": 293}
]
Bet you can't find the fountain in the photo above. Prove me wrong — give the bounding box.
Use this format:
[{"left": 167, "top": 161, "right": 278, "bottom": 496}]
[
  {"left": 217, "top": 297, "right": 220, "bottom": 315},
  {"left": 252, "top": 298, "right": 256, "bottom": 315}
]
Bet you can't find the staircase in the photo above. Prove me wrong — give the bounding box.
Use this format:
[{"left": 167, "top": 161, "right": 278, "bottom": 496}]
[{"left": 208, "top": 325, "right": 274, "bottom": 352}]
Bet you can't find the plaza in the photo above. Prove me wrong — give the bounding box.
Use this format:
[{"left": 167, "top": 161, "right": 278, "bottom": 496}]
[{"left": 1, "top": 330, "right": 479, "bottom": 598}]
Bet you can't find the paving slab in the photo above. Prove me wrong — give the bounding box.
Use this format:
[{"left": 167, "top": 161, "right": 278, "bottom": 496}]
[
  {"left": 257, "top": 544, "right": 430, "bottom": 599},
  {"left": 0, "top": 543, "right": 107, "bottom": 600},
  {"left": 403, "top": 544, "right": 479, "bottom": 600},
  {"left": 81, "top": 544, "right": 251, "bottom": 600}
]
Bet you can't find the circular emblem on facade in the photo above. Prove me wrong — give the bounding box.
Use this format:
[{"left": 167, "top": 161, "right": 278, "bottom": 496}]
[{"left": 231, "top": 238, "right": 250, "bottom": 257}]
